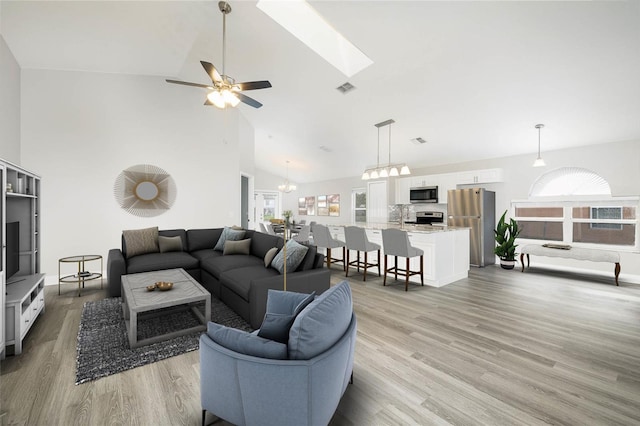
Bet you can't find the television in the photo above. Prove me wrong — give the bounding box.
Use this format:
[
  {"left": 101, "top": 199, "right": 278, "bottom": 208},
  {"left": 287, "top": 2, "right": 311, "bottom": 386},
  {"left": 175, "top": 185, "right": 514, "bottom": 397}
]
[{"left": 6, "top": 221, "right": 20, "bottom": 283}]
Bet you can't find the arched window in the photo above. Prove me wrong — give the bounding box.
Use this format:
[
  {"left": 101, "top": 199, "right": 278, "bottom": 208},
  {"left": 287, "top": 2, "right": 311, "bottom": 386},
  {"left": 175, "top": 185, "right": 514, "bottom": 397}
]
[
  {"left": 513, "top": 168, "right": 638, "bottom": 250},
  {"left": 529, "top": 167, "right": 611, "bottom": 197}
]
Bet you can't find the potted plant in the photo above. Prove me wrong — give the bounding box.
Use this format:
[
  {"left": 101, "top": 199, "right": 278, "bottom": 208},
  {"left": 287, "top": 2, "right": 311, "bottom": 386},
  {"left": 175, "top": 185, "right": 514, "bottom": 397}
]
[
  {"left": 283, "top": 210, "right": 293, "bottom": 228},
  {"left": 494, "top": 210, "right": 521, "bottom": 269}
]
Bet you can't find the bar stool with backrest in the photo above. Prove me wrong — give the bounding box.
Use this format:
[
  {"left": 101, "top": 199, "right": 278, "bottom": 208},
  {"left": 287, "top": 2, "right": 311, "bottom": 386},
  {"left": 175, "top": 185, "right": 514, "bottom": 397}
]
[
  {"left": 311, "top": 224, "right": 346, "bottom": 271},
  {"left": 381, "top": 228, "right": 424, "bottom": 291},
  {"left": 344, "top": 226, "right": 381, "bottom": 281},
  {"left": 293, "top": 225, "right": 311, "bottom": 244}
]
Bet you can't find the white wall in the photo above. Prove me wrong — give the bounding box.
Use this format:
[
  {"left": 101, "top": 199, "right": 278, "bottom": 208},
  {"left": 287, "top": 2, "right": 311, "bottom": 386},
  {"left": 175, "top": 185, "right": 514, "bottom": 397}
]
[
  {"left": 0, "top": 34, "right": 20, "bottom": 163},
  {"left": 20, "top": 69, "right": 247, "bottom": 282}
]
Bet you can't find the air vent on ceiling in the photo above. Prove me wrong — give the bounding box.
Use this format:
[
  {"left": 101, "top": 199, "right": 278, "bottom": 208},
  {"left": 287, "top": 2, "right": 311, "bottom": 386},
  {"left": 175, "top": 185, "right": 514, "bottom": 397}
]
[
  {"left": 411, "top": 137, "right": 427, "bottom": 145},
  {"left": 336, "top": 82, "right": 356, "bottom": 94},
  {"left": 319, "top": 145, "right": 332, "bottom": 153}
]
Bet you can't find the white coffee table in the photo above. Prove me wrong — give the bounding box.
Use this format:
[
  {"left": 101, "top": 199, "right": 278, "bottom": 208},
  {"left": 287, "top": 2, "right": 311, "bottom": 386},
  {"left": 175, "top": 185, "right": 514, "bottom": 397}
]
[{"left": 121, "top": 268, "right": 211, "bottom": 348}]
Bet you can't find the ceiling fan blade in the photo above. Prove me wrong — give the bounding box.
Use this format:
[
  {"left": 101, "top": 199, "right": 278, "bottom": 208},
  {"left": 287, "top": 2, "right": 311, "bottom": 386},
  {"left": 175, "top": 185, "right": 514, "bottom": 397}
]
[
  {"left": 200, "top": 61, "right": 223, "bottom": 83},
  {"left": 237, "top": 92, "right": 263, "bottom": 109},
  {"left": 166, "top": 79, "right": 213, "bottom": 90},
  {"left": 236, "top": 80, "right": 272, "bottom": 91}
]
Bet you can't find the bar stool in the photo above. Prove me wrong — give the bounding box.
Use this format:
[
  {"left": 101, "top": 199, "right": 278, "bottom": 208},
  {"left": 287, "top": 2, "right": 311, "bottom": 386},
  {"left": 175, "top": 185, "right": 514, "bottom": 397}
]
[
  {"left": 311, "top": 224, "right": 346, "bottom": 271},
  {"left": 344, "top": 226, "right": 381, "bottom": 281},
  {"left": 381, "top": 228, "right": 424, "bottom": 291}
]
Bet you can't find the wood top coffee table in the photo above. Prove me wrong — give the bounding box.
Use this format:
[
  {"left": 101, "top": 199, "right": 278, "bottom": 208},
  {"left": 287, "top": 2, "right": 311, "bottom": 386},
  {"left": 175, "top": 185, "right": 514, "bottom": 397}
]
[{"left": 121, "top": 268, "right": 211, "bottom": 348}]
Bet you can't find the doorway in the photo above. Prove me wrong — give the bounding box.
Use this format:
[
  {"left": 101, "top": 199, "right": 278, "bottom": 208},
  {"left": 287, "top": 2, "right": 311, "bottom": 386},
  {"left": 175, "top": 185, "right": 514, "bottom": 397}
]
[{"left": 254, "top": 191, "right": 280, "bottom": 227}]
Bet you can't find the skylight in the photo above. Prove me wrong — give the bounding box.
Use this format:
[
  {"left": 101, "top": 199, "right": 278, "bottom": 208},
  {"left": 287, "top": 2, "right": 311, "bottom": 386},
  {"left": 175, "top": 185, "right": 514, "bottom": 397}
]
[{"left": 256, "top": 0, "right": 373, "bottom": 77}]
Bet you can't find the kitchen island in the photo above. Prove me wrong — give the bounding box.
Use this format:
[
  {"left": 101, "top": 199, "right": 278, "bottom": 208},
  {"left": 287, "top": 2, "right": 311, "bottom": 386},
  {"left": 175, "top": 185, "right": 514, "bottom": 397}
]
[{"left": 321, "top": 223, "right": 470, "bottom": 287}]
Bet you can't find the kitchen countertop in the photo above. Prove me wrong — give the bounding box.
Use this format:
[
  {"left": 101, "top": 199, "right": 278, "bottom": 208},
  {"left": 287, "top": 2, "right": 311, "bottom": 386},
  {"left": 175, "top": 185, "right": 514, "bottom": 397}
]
[{"left": 330, "top": 222, "right": 469, "bottom": 234}]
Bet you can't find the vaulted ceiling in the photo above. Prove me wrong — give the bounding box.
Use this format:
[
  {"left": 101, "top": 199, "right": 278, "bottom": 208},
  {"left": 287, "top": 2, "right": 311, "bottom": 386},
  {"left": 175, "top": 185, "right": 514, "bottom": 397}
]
[{"left": 2, "top": 1, "right": 639, "bottom": 183}]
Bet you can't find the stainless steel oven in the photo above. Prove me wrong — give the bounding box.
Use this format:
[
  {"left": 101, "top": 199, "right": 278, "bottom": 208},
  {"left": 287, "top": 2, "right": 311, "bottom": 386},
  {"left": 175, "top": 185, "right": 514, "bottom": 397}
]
[
  {"left": 416, "top": 211, "right": 444, "bottom": 224},
  {"left": 410, "top": 186, "right": 438, "bottom": 203}
]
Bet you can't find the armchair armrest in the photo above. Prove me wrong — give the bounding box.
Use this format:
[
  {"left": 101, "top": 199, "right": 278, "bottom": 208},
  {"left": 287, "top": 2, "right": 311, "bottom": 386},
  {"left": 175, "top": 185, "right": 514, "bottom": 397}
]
[
  {"left": 107, "top": 249, "right": 127, "bottom": 297},
  {"left": 248, "top": 268, "right": 330, "bottom": 329}
]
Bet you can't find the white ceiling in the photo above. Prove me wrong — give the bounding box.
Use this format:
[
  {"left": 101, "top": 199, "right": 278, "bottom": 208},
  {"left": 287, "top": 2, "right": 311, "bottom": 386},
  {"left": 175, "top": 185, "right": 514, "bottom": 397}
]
[{"left": 2, "top": 1, "right": 639, "bottom": 183}]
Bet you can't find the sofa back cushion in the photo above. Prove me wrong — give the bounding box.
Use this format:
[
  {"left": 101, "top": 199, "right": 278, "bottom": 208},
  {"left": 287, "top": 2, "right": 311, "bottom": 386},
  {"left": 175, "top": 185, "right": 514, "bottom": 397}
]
[
  {"left": 250, "top": 231, "right": 283, "bottom": 259},
  {"left": 288, "top": 280, "right": 353, "bottom": 360},
  {"left": 187, "top": 228, "right": 223, "bottom": 252}
]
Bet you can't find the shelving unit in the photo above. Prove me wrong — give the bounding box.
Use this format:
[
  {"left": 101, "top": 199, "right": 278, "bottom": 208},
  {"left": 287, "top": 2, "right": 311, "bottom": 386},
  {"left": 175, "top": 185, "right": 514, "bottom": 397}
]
[{"left": 1, "top": 159, "right": 42, "bottom": 359}]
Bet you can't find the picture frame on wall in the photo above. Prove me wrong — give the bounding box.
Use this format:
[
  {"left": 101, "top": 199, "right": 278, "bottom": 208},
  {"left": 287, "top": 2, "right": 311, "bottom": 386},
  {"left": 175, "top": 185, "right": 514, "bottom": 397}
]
[
  {"left": 328, "top": 194, "right": 340, "bottom": 217},
  {"left": 298, "top": 197, "right": 306, "bottom": 216},
  {"left": 305, "top": 196, "right": 316, "bottom": 216},
  {"left": 317, "top": 195, "right": 329, "bottom": 216}
]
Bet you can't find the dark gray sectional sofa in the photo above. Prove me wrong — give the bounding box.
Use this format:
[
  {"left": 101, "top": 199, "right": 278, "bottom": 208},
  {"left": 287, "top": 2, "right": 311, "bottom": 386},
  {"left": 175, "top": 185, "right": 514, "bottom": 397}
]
[{"left": 107, "top": 228, "right": 330, "bottom": 329}]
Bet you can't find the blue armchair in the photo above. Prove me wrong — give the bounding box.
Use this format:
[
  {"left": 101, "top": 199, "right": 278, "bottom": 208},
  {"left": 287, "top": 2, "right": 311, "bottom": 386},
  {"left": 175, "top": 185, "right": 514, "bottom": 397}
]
[{"left": 199, "top": 281, "right": 356, "bottom": 426}]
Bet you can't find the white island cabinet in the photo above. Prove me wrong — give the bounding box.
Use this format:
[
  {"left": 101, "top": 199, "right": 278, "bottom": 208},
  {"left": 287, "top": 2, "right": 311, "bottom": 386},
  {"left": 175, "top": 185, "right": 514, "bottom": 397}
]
[{"left": 318, "top": 224, "right": 469, "bottom": 287}]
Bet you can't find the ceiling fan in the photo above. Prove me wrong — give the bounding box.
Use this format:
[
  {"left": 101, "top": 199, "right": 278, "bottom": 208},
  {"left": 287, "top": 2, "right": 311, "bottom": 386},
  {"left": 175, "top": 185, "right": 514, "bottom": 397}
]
[{"left": 166, "top": 1, "right": 272, "bottom": 109}]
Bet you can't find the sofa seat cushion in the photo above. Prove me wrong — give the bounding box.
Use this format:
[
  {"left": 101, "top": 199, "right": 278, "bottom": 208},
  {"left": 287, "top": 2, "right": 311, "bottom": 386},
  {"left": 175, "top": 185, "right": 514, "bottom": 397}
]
[
  {"left": 220, "top": 265, "right": 280, "bottom": 301},
  {"left": 201, "top": 254, "right": 264, "bottom": 279},
  {"left": 191, "top": 249, "right": 222, "bottom": 263},
  {"left": 288, "top": 280, "right": 353, "bottom": 360},
  {"left": 126, "top": 252, "right": 199, "bottom": 274}
]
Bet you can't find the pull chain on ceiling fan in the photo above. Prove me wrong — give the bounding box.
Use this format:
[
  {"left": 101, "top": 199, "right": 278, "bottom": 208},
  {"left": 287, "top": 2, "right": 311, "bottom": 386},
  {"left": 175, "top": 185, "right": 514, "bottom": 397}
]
[{"left": 166, "top": 1, "right": 272, "bottom": 109}]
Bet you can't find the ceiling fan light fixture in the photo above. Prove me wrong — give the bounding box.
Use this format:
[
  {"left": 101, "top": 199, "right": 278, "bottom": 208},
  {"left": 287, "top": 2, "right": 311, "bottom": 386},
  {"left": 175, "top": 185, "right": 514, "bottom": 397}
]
[
  {"left": 222, "top": 89, "right": 240, "bottom": 106},
  {"left": 207, "top": 90, "right": 226, "bottom": 108}
]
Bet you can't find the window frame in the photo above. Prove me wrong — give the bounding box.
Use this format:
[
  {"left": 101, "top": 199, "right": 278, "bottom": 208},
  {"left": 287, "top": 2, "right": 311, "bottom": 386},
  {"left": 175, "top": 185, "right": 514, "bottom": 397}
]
[{"left": 351, "top": 187, "right": 367, "bottom": 224}]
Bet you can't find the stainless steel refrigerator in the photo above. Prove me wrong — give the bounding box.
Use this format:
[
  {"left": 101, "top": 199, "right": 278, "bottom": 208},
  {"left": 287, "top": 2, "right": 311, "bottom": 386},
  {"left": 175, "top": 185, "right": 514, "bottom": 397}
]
[{"left": 447, "top": 188, "right": 496, "bottom": 267}]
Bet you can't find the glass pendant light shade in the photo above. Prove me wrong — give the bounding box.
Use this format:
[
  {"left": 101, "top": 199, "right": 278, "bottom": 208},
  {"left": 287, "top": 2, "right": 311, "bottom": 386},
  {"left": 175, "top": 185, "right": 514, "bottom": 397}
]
[
  {"left": 400, "top": 165, "right": 411, "bottom": 175},
  {"left": 533, "top": 157, "right": 546, "bottom": 167},
  {"left": 370, "top": 169, "right": 379, "bottom": 179},
  {"left": 379, "top": 168, "right": 389, "bottom": 178},
  {"left": 361, "top": 171, "right": 370, "bottom": 180},
  {"left": 389, "top": 166, "right": 399, "bottom": 177}
]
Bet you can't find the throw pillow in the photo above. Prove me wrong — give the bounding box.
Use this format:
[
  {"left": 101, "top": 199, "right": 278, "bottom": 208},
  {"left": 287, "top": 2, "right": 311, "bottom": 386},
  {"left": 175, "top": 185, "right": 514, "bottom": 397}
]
[
  {"left": 158, "top": 235, "right": 183, "bottom": 253},
  {"left": 265, "top": 289, "right": 316, "bottom": 315},
  {"left": 223, "top": 238, "right": 252, "bottom": 255},
  {"left": 263, "top": 247, "right": 279, "bottom": 268},
  {"left": 209, "top": 325, "right": 288, "bottom": 360},
  {"left": 288, "top": 281, "right": 353, "bottom": 360},
  {"left": 257, "top": 313, "right": 295, "bottom": 343},
  {"left": 293, "top": 291, "right": 316, "bottom": 316},
  {"left": 123, "top": 226, "right": 159, "bottom": 258},
  {"left": 270, "top": 239, "right": 309, "bottom": 274},
  {"left": 214, "top": 227, "right": 246, "bottom": 251}
]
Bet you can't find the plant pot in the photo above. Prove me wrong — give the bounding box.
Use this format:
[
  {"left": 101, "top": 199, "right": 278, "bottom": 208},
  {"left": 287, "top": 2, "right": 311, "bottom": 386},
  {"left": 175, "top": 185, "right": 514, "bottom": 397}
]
[{"left": 500, "top": 259, "right": 516, "bottom": 270}]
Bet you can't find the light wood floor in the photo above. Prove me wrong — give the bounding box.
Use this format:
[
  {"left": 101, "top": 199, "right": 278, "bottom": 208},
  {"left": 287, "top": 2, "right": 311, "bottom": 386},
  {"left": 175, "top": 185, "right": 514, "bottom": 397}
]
[{"left": 2, "top": 266, "right": 640, "bottom": 425}]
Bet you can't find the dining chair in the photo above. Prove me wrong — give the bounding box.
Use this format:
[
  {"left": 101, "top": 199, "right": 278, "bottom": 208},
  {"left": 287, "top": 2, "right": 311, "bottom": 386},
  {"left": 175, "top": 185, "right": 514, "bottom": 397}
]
[
  {"left": 293, "top": 225, "right": 311, "bottom": 244},
  {"left": 264, "top": 223, "right": 277, "bottom": 236},
  {"left": 258, "top": 222, "right": 268, "bottom": 234}
]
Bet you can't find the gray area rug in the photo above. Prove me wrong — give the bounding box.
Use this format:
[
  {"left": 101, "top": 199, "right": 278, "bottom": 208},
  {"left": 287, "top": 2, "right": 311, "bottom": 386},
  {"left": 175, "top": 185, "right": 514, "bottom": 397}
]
[{"left": 76, "top": 296, "right": 252, "bottom": 385}]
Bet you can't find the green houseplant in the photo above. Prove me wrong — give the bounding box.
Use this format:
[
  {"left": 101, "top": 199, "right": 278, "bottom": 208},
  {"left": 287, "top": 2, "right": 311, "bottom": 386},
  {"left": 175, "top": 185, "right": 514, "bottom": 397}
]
[{"left": 494, "top": 210, "right": 521, "bottom": 269}]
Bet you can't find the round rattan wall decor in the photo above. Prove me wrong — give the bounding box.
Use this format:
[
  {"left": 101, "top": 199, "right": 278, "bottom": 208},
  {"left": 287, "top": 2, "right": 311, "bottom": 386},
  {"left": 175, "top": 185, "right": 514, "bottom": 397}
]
[{"left": 114, "top": 164, "right": 177, "bottom": 217}]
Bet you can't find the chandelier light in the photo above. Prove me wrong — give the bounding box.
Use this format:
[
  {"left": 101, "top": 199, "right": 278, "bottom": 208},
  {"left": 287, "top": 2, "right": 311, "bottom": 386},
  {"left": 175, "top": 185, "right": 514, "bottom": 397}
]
[
  {"left": 533, "top": 124, "right": 546, "bottom": 167},
  {"left": 278, "top": 160, "right": 297, "bottom": 193},
  {"left": 361, "top": 119, "right": 411, "bottom": 180}
]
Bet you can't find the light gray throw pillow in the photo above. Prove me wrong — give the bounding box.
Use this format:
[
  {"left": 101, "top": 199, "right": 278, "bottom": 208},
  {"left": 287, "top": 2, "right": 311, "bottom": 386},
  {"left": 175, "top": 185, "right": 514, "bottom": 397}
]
[
  {"left": 223, "top": 238, "right": 251, "bottom": 255},
  {"left": 123, "top": 226, "right": 159, "bottom": 258},
  {"left": 270, "top": 239, "right": 309, "bottom": 274},
  {"left": 158, "top": 235, "right": 183, "bottom": 253}
]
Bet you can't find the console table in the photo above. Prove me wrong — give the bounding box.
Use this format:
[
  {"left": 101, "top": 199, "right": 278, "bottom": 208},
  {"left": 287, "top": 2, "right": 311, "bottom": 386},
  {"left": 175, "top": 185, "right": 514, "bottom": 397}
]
[
  {"left": 520, "top": 244, "right": 621, "bottom": 286},
  {"left": 4, "top": 274, "right": 45, "bottom": 356},
  {"left": 58, "top": 255, "right": 103, "bottom": 297}
]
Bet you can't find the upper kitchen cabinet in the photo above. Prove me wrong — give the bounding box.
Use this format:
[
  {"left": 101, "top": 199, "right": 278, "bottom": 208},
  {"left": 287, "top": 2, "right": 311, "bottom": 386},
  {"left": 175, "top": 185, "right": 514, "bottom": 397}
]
[
  {"left": 395, "top": 177, "right": 412, "bottom": 204},
  {"left": 456, "top": 168, "right": 504, "bottom": 185}
]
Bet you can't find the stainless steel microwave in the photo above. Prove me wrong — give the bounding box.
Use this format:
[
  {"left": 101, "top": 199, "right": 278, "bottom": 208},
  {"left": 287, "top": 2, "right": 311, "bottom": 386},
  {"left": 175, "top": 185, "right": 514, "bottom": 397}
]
[{"left": 410, "top": 186, "right": 438, "bottom": 203}]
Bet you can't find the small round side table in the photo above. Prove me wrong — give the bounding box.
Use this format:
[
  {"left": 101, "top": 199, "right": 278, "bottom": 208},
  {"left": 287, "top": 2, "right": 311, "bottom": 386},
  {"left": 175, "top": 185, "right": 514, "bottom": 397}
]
[{"left": 58, "top": 255, "right": 103, "bottom": 297}]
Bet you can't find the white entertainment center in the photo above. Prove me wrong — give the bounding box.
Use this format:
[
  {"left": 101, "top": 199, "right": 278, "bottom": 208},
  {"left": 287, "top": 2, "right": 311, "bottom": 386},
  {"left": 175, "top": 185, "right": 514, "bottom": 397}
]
[{"left": 1, "top": 159, "right": 42, "bottom": 359}]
